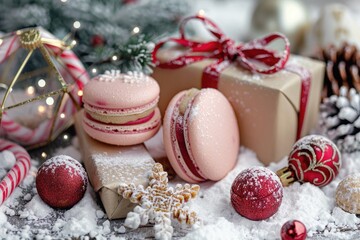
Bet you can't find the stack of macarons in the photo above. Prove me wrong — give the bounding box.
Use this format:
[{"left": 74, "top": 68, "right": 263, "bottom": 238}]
[
  {"left": 82, "top": 70, "right": 240, "bottom": 183},
  {"left": 82, "top": 70, "right": 161, "bottom": 146}
]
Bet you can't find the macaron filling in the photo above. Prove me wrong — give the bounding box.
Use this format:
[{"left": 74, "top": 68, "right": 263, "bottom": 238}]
[
  {"left": 85, "top": 111, "right": 156, "bottom": 126},
  {"left": 84, "top": 96, "right": 159, "bottom": 124},
  {"left": 83, "top": 96, "right": 159, "bottom": 116},
  {"left": 170, "top": 89, "right": 206, "bottom": 182},
  {"left": 83, "top": 111, "right": 160, "bottom": 135}
]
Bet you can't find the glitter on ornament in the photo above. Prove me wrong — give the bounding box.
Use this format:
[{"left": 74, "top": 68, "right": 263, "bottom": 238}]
[
  {"left": 36, "top": 155, "right": 88, "bottom": 209},
  {"left": 281, "top": 220, "right": 307, "bottom": 240},
  {"left": 277, "top": 135, "right": 341, "bottom": 187},
  {"left": 118, "top": 163, "right": 201, "bottom": 240},
  {"left": 230, "top": 166, "right": 283, "bottom": 221}
]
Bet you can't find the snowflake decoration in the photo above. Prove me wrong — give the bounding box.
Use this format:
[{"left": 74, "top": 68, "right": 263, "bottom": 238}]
[{"left": 118, "top": 163, "right": 201, "bottom": 240}]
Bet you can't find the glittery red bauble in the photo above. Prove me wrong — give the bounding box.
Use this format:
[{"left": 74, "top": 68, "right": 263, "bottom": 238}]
[
  {"left": 281, "top": 220, "right": 307, "bottom": 240},
  {"left": 36, "top": 155, "right": 88, "bottom": 209},
  {"left": 91, "top": 35, "right": 105, "bottom": 47},
  {"left": 230, "top": 167, "right": 283, "bottom": 221},
  {"left": 288, "top": 135, "right": 341, "bottom": 187}
]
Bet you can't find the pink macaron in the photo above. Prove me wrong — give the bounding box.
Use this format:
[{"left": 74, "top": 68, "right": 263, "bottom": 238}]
[
  {"left": 163, "top": 88, "right": 240, "bottom": 183},
  {"left": 82, "top": 70, "right": 161, "bottom": 145}
]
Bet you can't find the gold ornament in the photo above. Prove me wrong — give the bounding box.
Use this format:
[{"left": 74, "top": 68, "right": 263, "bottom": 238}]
[
  {"left": 118, "top": 163, "right": 201, "bottom": 239},
  {"left": 250, "top": 0, "right": 308, "bottom": 53},
  {"left": 336, "top": 174, "right": 360, "bottom": 214},
  {"left": 0, "top": 27, "right": 89, "bottom": 148},
  {"left": 19, "top": 29, "right": 42, "bottom": 50}
]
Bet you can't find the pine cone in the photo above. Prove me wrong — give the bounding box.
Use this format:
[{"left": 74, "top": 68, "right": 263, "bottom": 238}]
[
  {"left": 319, "top": 86, "right": 360, "bottom": 152},
  {"left": 317, "top": 43, "right": 360, "bottom": 100}
]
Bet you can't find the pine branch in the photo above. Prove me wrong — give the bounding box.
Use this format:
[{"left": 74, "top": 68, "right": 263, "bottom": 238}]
[
  {"left": 85, "top": 34, "right": 154, "bottom": 74},
  {"left": 0, "top": 0, "right": 190, "bottom": 74}
]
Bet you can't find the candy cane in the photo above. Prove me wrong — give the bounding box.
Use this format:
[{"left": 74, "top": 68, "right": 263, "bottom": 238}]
[
  {"left": 0, "top": 34, "right": 20, "bottom": 64},
  {"left": 1, "top": 111, "right": 52, "bottom": 144},
  {"left": 1, "top": 96, "right": 77, "bottom": 146},
  {"left": 0, "top": 139, "right": 31, "bottom": 205}
]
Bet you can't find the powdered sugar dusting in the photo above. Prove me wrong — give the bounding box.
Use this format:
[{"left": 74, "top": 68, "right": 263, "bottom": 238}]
[
  {"left": 241, "top": 167, "right": 281, "bottom": 186},
  {"left": 232, "top": 166, "right": 282, "bottom": 201},
  {"left": 0, "top": 150, "right": 16, "bottom": 170},
  {"left": 19, "top": 195, "right": 53, "bottom": 220},
  {"left": 0, "top": 147, "right": 132, "bottom": 239},
  {"left": 185, "top": 147, "right": 360, "bottom": 239},
  {"left": 38, "top": 155, "right": 87, "bottom": 183},
  {"left": 1, "top": 130, "right": 360, "bottom": 238},
  {"left": 97, "top": 70, "right": 151, "bottom": 84},
  {"left": 293, "top": 134, "right": 335, "bottom": 150},
  {"left": 335, "top": 174, "right": 360, "bottom": 214},
  {"left": 93, "top": 146, "right": 154, "bottom": 184}
]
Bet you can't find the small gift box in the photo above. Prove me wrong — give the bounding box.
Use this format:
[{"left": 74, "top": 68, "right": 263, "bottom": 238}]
[
  {"left": 152, "top": 15, "right": 325, "bottom": 165},
  {"left": 75, "top": 110, "right": 155, "bottom": 219}
]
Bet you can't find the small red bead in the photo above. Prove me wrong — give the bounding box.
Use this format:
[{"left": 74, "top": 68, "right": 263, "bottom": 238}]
[
  {"left": 122, "top": 0, "right": 138, "bottom": 4},
  {"left": 281, "top": 220, "right": 307, "bottom": 240},
  {"left": 91, "top": 35, "right": 105, "bottom": 47}
]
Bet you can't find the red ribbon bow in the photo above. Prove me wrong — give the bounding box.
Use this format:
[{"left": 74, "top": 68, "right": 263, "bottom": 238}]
[
  {"left": 153, "top": 15, "right": 311, "bottom": 140},
  {"left": 152, "top": 15, "right": 290, "bottom": 88}
]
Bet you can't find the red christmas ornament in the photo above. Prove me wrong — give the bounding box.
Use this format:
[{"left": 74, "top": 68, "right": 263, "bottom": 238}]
[
  {"left": 122, "top": 0, "right": 138, "bottom": 4},
  {"left": 230, "top": 167, "right": 283, "bottom": 221},
  {"left": 277, "top": 135, "right": 341, "bottom": 187},
  {"left": 281, "top": 220, "right": 307, "bottom": 240},
  {"left": 36, "top": 155, "right": 88, "bottom": 209},
  {"left": 91, "top": 34, "right": 105, "bottom": 47}
]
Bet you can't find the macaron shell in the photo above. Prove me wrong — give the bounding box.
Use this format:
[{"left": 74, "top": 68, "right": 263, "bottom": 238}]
[
  {"left": 185, "top": 88, "right": 239, "bottom": 181},
  {"left": 83, "top": 74, "right": 160, "bottom": 110},
  {"left": 163, "top": 91, "right": 197, "bottom": 183},
  {"left": 83, "top": 108, "right": 161, "bottom": 145}
]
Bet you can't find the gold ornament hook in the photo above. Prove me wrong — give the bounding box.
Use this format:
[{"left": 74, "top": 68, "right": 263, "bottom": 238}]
[
  {"left": 19, "top": 29, "right": 42, "bottom": 50},
  {"left": 276, "top": 167, "right": 296, "bottom": 187}
]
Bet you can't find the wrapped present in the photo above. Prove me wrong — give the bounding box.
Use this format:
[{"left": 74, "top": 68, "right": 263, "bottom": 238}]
[
  {"left": 152, "top": 15, "right": 325, "bottom": 165},
  {"left": 74, "top": 110, "right": 155, "bottom": 219}
]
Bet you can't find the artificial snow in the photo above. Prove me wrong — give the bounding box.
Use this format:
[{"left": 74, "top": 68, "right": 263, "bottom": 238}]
[
  {"left": 19, "top": 195, "right": 53, "bottom": 220},
  {"left": 0, "top": 150, "right": 17, "bottom": 180},
  {"left": 0, "top": 150, "right": 16, "bottom": 170},
  {"left": 39, "top": 155, "right": 88, "bottom": 183},
  {"left": 186, "top": 148, "right": 360, "bottom": 240},
  {"left": 0, "top": 130, "right": 358, "bottom": 239}
]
